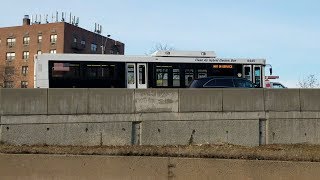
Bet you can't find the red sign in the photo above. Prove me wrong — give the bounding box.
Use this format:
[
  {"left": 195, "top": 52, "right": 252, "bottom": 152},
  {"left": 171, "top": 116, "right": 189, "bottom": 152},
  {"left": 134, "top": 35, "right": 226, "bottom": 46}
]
[
  {"left": 265, "top": 76, "right": 279, "bottom": 79},
  {"left": 53, "top": 63, "right": 70, "bottom": 71}
]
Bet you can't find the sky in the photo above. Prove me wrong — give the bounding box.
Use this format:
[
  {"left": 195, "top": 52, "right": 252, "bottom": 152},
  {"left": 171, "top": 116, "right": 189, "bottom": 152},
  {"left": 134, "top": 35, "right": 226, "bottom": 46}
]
[{"left": 1, "top": 0, "right": 320, "bottom": 87}]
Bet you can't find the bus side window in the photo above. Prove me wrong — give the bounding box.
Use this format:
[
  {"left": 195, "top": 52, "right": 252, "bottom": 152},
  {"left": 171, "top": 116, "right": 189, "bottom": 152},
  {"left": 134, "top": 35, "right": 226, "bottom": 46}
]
[
  {"left": 254, "top": 66, "right": 261, "bottom": 87},
  {"left": 173, "top": 69, "right": 180, "bottom": 86},
  {"left": 156, "top": 67, "right": 169, "bottom": 86},
  {"left": 127, "top": 65, "right": 135, "bottom": 84},
  {"left": 197, "top": 69, "right": 207, "bottom": 78},
  {"left": 185, "top": 69, "right": 194, "bottom": 86},
  {"left": 244, "top": 66, "right": 251, "bottom": 81},
  {"left": 139, "top": 65, "right": 146, "bottom": 84}
]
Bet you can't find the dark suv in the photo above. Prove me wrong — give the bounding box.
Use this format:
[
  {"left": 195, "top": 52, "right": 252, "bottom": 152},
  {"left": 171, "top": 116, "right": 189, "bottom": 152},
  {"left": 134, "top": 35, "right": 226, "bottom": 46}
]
[{"left": 189, "top": 76, "right": 256, "bottom": 88}]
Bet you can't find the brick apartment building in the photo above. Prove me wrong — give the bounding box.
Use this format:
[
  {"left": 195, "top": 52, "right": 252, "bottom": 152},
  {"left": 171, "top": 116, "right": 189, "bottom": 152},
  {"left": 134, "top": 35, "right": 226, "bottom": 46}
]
[{"left": 0, "top": 15, "right": 125, "bottom": 88}]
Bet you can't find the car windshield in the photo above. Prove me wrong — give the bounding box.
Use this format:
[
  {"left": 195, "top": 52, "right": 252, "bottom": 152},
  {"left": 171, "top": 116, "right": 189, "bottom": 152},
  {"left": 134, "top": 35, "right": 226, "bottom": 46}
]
[{"left": 272, "top": 83, "right": 286, "bottom": 88}]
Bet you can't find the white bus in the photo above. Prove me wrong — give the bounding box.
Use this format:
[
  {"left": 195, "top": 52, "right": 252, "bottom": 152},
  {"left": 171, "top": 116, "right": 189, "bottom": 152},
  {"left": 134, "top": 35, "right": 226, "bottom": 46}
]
[{"left": 34, "top": 51, "right": 269, "bottom": 88}]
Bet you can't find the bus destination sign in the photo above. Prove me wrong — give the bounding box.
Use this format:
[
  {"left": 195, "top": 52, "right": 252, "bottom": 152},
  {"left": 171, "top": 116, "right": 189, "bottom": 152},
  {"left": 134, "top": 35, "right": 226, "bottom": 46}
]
[{"left": 213, "top": 65, "right": 233, "bottom": 69}]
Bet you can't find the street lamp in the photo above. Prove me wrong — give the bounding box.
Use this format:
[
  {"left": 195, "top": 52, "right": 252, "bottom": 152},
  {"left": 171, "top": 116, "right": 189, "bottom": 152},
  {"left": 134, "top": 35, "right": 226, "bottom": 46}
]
[{"left": 101, "top": 34, "right": 111, "bottom": 54}]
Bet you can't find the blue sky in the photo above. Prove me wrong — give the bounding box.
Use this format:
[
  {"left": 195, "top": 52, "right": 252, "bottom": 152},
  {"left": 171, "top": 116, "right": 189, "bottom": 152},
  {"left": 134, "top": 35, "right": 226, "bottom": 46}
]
[{"left": 1, "top": 0, "right": 320, "bottom": 87}]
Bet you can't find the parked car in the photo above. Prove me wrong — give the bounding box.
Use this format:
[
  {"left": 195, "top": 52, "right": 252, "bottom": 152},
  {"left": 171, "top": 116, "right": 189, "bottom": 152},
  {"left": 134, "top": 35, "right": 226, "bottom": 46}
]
[
  {"left": 188, "top": 76, "right": 256, "bottom": 88},
  {"left": 270, "top": 82, "right": 287, "bottom": 88}
]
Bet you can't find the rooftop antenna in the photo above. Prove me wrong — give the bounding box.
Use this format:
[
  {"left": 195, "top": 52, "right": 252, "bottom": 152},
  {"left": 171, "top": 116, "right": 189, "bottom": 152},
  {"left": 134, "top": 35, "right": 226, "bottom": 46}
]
[
  {"left": 95, "top": 23, "right": 97, "bottom": 32},
  {"left": 69, "top": 13, "right": 72, "bottom": 23},
  {"left": 100, "top": 25, "right": 102, "bottom": 34},
  {"left": 97, "top": 24, "right": 100, "bottom": 34},
  {"left": 61, "top": 12, "right": 65, "bottom": 22},
  {"left": 52, "top": 13, "right": 54, "bottom": 23},
  {"left": 76, "top": 17, "right": 79, "bottom": 26},
  {"left": 56, "top": 11, "right": 58, "bottom": 22},
  {"left": 31, "top": 15, "right": 33, "bottom": 25},
  {"left": 39, "top": 14, "right": 42, "bottom": 24},
  {"left": 46, "top": 14, "right": 49, "bottom": 23},
  {"left": 73, "top": 16, "right": 76, "bottom": 25},
  {"left": 35, "top": 14, "right": 38, "bottom": 24}
]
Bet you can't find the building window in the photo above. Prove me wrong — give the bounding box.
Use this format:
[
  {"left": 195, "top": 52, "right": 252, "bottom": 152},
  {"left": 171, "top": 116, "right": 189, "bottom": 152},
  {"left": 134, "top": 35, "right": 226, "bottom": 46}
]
[
  {"left": 81, "top": 40, "right": 86, "bottom": 45},
  {"left": 23, "top": 37, "right": 30, "bottom": 45},
  {"left": 5, "top": 67, "right": 14, "bottom": 75},
  {"left": 73, "top": 37, "right": 77, "bottom": 43},
  {"left": 38, "top": 35, "right": 42, "bottom": 43},
  {"left": 23, "top": 51, "right": 29, "bottom": 59},
  {"left": 50, "top": 49, "right": 57, "bottom": 54},
  {"left": 6, "top": 52, "right": 15, "bottom": 60},
  {"left": 91, "top": 43, "right": 97, "bottom": 52},
  {"left": 4, "top": 81, "right": 14, "bottom": 88},
  {"left": 7, "top": 38, "right": 16, "bottom": 46},
  {"left": 22, "top": 66, "right": 28, "bottom": 76},
  {"left": 37, "top": 50, "right": 42, "bottom": 54},
  {"left": 50, "top": 34, "right": 57, "bottom": 44},
  {"left": 21, "top": 81, "right": 28, "bottom": 88}
]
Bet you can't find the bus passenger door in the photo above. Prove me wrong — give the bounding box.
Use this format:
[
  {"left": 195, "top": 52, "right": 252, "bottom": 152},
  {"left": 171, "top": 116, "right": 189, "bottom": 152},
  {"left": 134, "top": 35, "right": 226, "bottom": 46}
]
[
  {"left": 253, "top": 65, "right": 262, "bottom": 87},
  {"left": 137, "top": 63, "right": 147, "bottom": 89},
  {"left": 243, "top": 65, "right": 252, "bottom": 82},
  {"left": 126, "top": 63, "right": 136, "bottom": 89}
]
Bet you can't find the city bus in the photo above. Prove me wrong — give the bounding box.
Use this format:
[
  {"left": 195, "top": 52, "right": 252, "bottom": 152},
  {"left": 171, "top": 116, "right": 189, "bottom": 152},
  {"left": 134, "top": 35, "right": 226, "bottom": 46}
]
[{"left": 34, "top": 51, "right": 270, "bottom": 88}]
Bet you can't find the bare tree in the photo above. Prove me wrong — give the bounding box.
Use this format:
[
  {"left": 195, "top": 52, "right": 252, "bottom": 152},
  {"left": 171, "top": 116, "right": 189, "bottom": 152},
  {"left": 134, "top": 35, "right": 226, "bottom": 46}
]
[
  {"left": 147, "top": 43, "right": 175, "bottom": 55},
  {"left": 0, "top": 61, "right": 21, "bottom": 88},
  {"left": 298, "top": 74, "right": 319, "bottom": 88}
]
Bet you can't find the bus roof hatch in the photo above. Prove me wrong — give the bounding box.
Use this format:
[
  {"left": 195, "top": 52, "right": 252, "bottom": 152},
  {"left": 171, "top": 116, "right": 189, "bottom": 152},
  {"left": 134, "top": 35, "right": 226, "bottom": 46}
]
[{"left": 151, "top": 50, "right": 216, "bottom": 58}]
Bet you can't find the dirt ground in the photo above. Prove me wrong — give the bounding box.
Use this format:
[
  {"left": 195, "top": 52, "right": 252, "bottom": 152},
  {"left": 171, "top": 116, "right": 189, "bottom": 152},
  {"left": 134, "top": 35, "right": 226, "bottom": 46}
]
[{"left": 1, "top": 143, "right": 320, "bottom": 162}]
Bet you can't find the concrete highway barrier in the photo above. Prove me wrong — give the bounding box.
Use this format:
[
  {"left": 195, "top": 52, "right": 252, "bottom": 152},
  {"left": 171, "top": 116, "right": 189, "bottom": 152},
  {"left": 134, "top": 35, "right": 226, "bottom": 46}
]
[
  {"left": 1, "top": 154, "right": 320, "bottom": 180},
  {"left": 1, "top": 89, "right": 320, "bottom": 146}
]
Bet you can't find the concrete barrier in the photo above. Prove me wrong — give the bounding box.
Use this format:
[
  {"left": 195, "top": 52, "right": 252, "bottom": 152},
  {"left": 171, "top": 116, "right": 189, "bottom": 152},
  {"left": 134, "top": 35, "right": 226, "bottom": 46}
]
[
  {"left": 141, "top": 120, "right": 259, "bottom": 146},
  {"left": 223, "top": 89, "right": 264, "bottom": 112},
  {"left": 0, "top": 154, "right": 169, "bottom": 180},
  {"left": 170, "top": 157, "right": 320, "bottom": 180},
  {"left": 0, "top": 89, "right": 47, "bottom": 115},
  {"left": 1, "top": 89, "right": 320, "bottom": 146},
  {"left": 48, "top": 89, "right": 88, "bottom": 114},
  {"left": 134, "top": 89, "right": 179, "bottom": 113},
  {"left": 1, "top": 154, "right": 320, "bottom": 180},
  {"left": 1, "top": 121, "right": 133, "bottom": 146},
  {"left": 300, "top": 89, "right": 320, "bottom": 111},
  {"left": 267, "top": 118, "right": 320, "bottom": 144},
  {"left": 179, "top": 89, "right": 222, "bottom": 112},
  {"left": 88, "top": 88, "right": 134, "bottom": 114},
  {"left": 265, "top": 89, "right": 300, "bottom": 111},
  {"left": 1, "top": 114, "right": 135, "bottom": 124}
]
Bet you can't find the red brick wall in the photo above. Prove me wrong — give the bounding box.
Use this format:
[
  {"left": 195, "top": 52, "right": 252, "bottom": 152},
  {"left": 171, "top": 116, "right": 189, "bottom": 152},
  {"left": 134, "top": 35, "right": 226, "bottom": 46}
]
[
  {"left": 63, "top": 23, "right": 125, "bottom": 54},
  {"left": 0, "top": 21, "right": 125, "bottom": 88}
]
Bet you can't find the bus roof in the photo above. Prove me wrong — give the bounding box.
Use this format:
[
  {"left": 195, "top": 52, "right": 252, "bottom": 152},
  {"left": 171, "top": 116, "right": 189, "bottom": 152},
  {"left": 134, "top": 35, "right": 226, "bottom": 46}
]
[{"left": 35, "top": 53, "right": 266, "bottom": 65}]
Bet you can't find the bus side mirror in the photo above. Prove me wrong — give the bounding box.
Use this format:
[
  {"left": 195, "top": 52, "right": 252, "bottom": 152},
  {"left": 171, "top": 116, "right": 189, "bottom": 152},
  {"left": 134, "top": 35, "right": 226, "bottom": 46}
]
[{"left": 270, "top": 68, "right": 273, "bottom": 75}]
